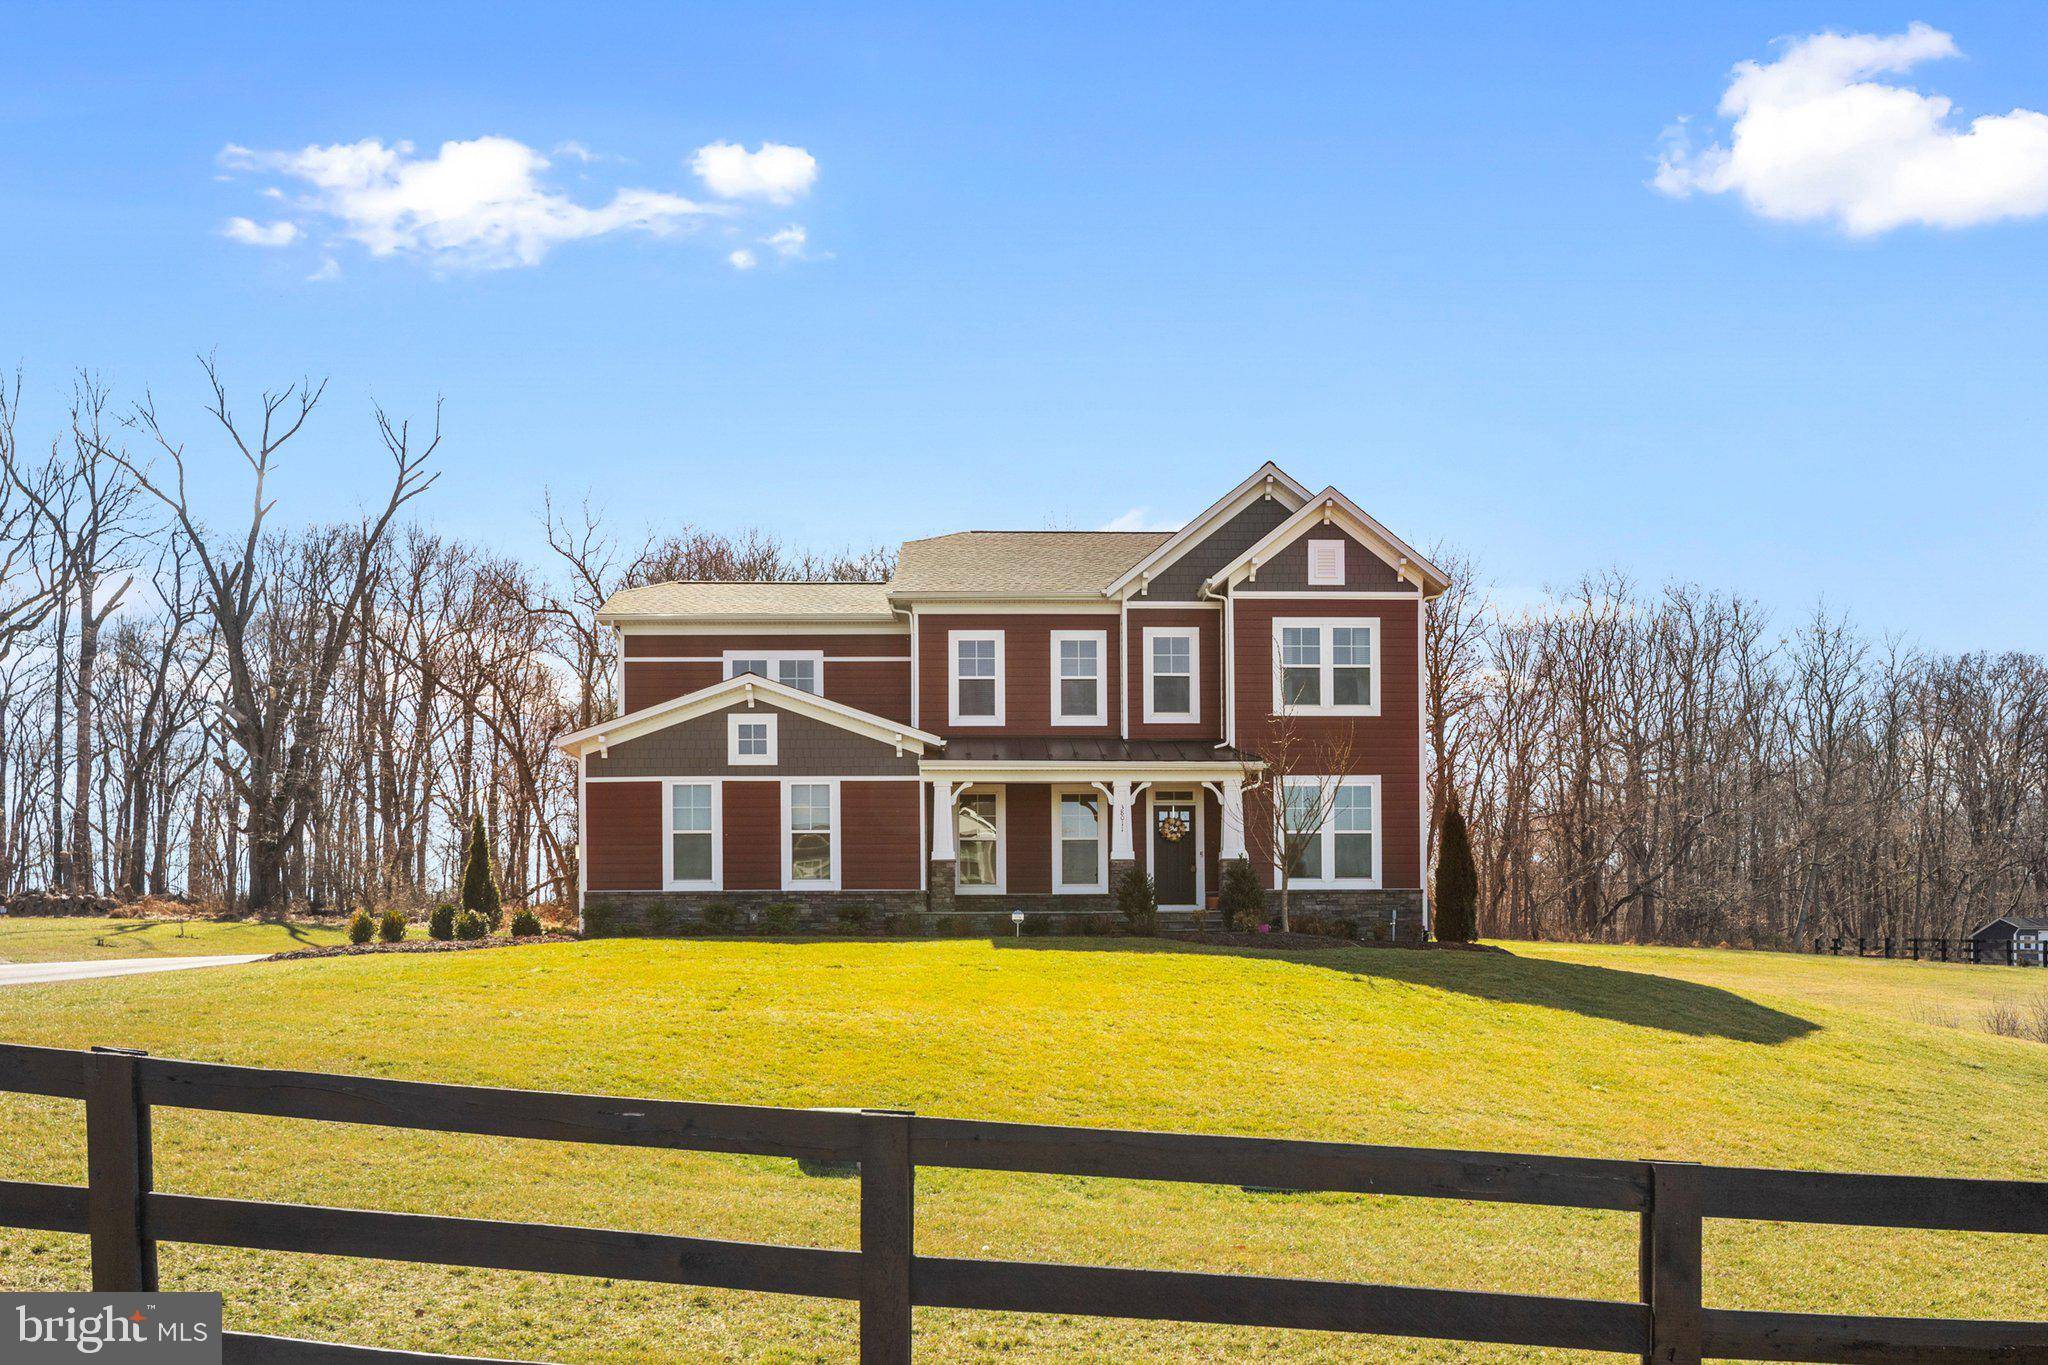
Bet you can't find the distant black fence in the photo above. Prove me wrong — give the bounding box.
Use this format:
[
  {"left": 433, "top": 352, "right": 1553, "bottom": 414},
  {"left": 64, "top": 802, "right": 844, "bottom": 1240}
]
[
  {"left": 1, "top": 1043, "right": 2045, "bottom": 1363},
  {"left": 1813, "top": 935, "right": 2048, "bottom": 966}
]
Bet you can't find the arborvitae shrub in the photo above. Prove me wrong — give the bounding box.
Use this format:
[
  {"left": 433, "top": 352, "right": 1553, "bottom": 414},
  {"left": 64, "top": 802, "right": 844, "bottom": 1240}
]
[
  {"left": 454, "top": 908, "right": 489, "bottom": 941},
  {"left": 510, "top": 908, "right": 543, "bottom": 938},
  {"left": 760, "top": 901, "right": 803, "bottom": 934},
  {"left": 347, "top": 910, "right": 375, "bottom": 945},
  {"left": 377, "top": 909, "right": 407, "bottom": 943},
  {"left": 1218, "top": 859, "right": 1266, "bottom": 931},
  {"left": 1434, "top": 795, "right": 1480, "bottom": 944},
  {"left": 1115, "top": 866, "right": 1158, "bottom": 934},
  {"left": 459, "top": 812, "right": 503, "bottom": 930},
  {"left": 427, "top": 903, "right": 457, "bottom": 941}
]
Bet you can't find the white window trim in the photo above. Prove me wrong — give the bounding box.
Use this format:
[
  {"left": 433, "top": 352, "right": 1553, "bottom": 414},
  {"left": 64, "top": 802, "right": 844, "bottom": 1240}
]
[
  {"left": 723, "top": 650, "right": 825, "bottom": 694},
  {"left": 780, "top": 778, "right": 841, "bottom": 891},
  {"left": 726, "top": 712, "right": 778, "bottom": 766},
  {"left": 953, "top": 784, "right": 1006, "bottom": 896},
  {"left": 1271, "top": 616, "right": 1381, "bottom": 717},
  {"left": 1051, "top": 784, "right": 1110, "bottom": 894},
  {"left": 663, "top": 779, "right": 722, "bottom": 892},
  {"left": 1307, "top": 538, "right": 1346, "bottom": 585},
  {"left": 1141, "top": 626, "right": 1201, "bottom": 724},
  {"left": 1049, "top": 629, "right": 1109, "bottom": 726},
  {"left": 1276, "top": 774, "right": 1382, "bottom": 890},
  {"left": 948, "top": 629, "right": 1005, "bottom": 726}
]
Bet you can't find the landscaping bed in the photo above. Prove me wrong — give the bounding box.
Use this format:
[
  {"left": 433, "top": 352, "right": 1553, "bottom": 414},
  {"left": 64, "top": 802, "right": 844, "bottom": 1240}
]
[{"left": 267, "top": 934, "right": 577, "bottom": 962}]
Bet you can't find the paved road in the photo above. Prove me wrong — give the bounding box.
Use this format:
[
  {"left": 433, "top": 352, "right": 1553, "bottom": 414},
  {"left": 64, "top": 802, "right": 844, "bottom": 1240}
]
[{"left": 0, "top": 954, "right": 266, "bottom": 987}]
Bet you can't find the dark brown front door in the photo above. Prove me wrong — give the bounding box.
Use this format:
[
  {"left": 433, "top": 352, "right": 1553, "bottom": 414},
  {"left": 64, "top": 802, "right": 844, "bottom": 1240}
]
[{"left": 1151, "top": 796, "right": 1198, "bottom": 907}]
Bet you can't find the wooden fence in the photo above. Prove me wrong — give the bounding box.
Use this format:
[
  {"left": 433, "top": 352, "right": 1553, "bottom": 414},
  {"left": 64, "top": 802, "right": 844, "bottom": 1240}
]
[
  {"left": 0, "top": 1042, "right": 2044, "bottom": 1363},
  {"left": 1813, "top": 936, "right": 2048, "bottom": 966}
]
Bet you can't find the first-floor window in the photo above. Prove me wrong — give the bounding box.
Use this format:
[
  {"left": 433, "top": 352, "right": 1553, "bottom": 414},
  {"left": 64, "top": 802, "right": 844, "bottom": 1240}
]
[
  {"left": 787, "top": 782, "right": 836, "bottom": 886},
  {"left": 1279, "top": 776, "right": 1379, "bottom": 887},
  {"left": 1056, "top": 791, "right": 1105, "bottom": 892},
  {"left": 956, "top": 790, "right": 1001, "bottom": 891},
  {"left": 669, "top": 783, "right": 717, "bottom": 888}
]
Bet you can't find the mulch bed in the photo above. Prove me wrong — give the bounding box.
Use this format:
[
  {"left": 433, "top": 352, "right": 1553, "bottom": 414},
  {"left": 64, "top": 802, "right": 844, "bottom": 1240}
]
[
  {"left": 1165, "top": 931, "right": 1505, "bottom": 952},
  {"left": 267, "top": 935, "right": 578, "bottom": 962}
]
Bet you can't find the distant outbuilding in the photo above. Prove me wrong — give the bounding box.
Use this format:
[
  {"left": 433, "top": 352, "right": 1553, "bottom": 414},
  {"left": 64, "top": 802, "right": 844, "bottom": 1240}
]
[{"left": 1969, "top": 915, "right": 2046, "bottom": 965}]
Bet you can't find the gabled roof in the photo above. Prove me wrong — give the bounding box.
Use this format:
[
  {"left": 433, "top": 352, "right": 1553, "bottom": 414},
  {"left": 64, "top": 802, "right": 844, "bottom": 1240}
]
[
  {"left": 888, "top": 531, "right": 1169, "bottom": 598},
  {"left": 1970, "top": 914, "right": 2048, "bottom": 938},
  {"left": 1204, "top": 485, "right": 1452, "bottom": 597},
  {"left": 597, "top": 581, "right": 896, "bottom": 623},
  {"left": 1104, "top": 461, "right": 1312, "bottom": 597},
  {"left": 556, "top": 673, "right": 944, "bottom": 758}
]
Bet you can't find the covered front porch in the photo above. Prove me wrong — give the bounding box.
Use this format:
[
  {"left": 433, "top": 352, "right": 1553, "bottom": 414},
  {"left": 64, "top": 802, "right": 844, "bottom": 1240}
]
[{"left": 920, "top": 740, "right": 1260, "bottom": 916}]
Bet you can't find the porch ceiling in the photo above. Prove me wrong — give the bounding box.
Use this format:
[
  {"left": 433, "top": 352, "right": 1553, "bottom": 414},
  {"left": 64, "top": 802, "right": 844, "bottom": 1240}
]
[{"left": 933, "top": 737, "right": 1258, "bottom": 765}]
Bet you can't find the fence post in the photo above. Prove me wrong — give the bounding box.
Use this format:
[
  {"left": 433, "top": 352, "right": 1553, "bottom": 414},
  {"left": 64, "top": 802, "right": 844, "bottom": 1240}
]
[
  {"left": 85, "top": 1046, "right": 156, "bottom": 1292},
  {"left": 860, "top": 1109, "right": 915, "bottom": 1365},
  {"left": 1639, "top": 1162, "right": 1703, "bottom": 1365}
]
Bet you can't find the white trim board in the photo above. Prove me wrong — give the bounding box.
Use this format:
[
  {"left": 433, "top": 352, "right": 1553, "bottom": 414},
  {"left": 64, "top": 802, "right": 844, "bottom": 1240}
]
[{"left": 1105, "top": 461, "right": 1312, "bottom": 598}]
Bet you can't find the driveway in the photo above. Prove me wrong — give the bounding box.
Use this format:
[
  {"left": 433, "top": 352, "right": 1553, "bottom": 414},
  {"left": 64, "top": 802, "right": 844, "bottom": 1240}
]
[{"left": 0, "top": 954, "right": 267, "bottom": 987}]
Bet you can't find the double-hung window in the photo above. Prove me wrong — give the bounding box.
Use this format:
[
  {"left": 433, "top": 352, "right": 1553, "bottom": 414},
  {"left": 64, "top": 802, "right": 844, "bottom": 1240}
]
[
  {"left": 1272, "top": 618, "right": 1379, "bottom": 715},
  {"left": 1278, "top": 775, "right": 1379, "bottom": 888},
  {"left": 784, "top": 781, "right": 838, "bottom": 889},
  {"left": 1143, "top": 626, "right": 1199, "bottom": 723},
  {"left": 666, "top": 781, "right": 720, "bottom": 890},
  {"left": 955, "top": 788, "right": 1003, "bottom": 893},
  {"left": 1053, "top": 788, "right": 1107, "bottom": 893},
  {"left": 726, "top": 712, "right": 777, "bottom": 765},
  {"left": 725, "top": 651, "right": 823, "bottom": 695},
  {"left": 1050, "top": 630, "right": 1107, "bottom": 725},
  {"left": 949, "top": 630, "right": 1004, "bottom": 725}
]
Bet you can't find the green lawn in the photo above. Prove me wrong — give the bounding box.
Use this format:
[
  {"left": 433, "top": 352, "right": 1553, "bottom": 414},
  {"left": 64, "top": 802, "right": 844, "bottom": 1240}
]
[
  {"left": 0, "top": 916, "right": 346, "bottom": 964},
  {"left": 0, "top": 935, "right": 2043, "bottom": 1362}
]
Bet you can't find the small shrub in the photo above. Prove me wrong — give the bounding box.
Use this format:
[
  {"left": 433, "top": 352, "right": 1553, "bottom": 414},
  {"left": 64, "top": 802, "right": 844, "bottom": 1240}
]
[
  {"left": 760, "top": 901, "right": 803, "bottom": 934},
  {"left": 347, "top": 910, "right": 375, "bottom": 945},
  {"left": 454, "top": 908, "right": 489, "bottom": 941},
  {"left": 1218, "top": 859, "right": 1265, "bottom": 931},
  {"left": 881, "top": 911, "right": 919, "bottom": 936},
  {"left": 647, "top": 901, "right": 677, "bottom": 936},
  {"left": 1331, "top": 917, "right": 1361, "bottom": 940},
  {"left": 835, "top": 903, "right": 873, "bottom": 932},
  {"left": 1115, "top": 866, "right": 1158, "bottom": 935},
  {"left": 581, "top": 902, "right": 614, "bottom": 938},
  {"left": 427, "top": 903, "right": 457, "bottom": 941},
  {"left": 377, "top": 909, "right": 407, "bottom": 943},
  {"left": 511, "top": 908, "right": 543, "bottom": 938},
  {"left": 936, "top": 914, "right": 972, "bottom": 937},
  {"left": 700, "top": 901, "right": 741, "bottom": 934},
  {"left": 1020, "top": 914, "right": 1055, "bottom": 937}
]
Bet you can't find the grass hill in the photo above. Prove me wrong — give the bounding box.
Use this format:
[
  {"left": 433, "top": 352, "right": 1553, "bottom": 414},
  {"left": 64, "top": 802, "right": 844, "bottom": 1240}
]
[{"left": 0, "top": 932, "right": 2042, "bottom": 1361}]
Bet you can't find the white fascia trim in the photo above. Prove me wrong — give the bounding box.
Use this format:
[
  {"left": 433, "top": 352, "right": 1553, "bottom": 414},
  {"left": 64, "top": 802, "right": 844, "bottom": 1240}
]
[
  {"left": 780, "top": 778, "right": 842, "bottom": 891},
  {"left": 557, "top": 672, "right": 943, "bottom": 756},
  {"left": 608, "top": 618, "right": 904, "bottom": 632},
  {"left": 1276, "top": 773, "right": 1383, "bottom": 890},
  {"left": 920, "top": 760, "right": 1259, "bottom": 784},
  {"left": 894, "top": 595, "right": 1118, "bottom": 612},
  {"left": 1049, "top": 629, "right": 1109, "bottom": 726},
  {"left": 1105, "top": 461, "right": 1313, "bottom": 598},
  {"left": 1206, "top": 487, "right": 1451, "bottom": 597},
  {"left": 1232, "top": 590, "right": 1420, "bottom": 600},
  {"left": 1051, "top": 784, "right": 1111, "bottom": 894},
  {"left": 1271, "top": 616, "right": 1383, "bottom": 718},
  {"left": 662, "top": 778, "right": 723, "bottom": 892},
  {"left": 1141, "top": 625, "right": 1202, "bottom": 725},
  {"left": 727, "top": 712, "right": 779, "bottom": 766},
  {"left": 948, "top": 628, "right": 1006, "bottom": 726}
]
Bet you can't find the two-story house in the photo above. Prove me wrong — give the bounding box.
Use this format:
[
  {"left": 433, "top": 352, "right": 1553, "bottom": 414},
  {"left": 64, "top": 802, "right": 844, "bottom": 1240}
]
[{"left": 556, "top": 463, "right": 1450, "bottom": 939}]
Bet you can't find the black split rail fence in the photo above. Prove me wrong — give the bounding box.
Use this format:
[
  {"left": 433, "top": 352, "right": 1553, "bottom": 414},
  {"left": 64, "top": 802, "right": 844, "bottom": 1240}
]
[
  {"left": 1813, "top": 936, "right": 2047, "bottom": 967},
  {"left": 0, "top": 1043, "right": 2044, "bottom": 1363}
]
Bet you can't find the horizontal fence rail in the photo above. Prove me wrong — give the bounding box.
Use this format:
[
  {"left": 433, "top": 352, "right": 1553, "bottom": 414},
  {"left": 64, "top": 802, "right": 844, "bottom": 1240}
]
[{"left": 0, "top": 1042, "right": 2043, "bottom": 1363}]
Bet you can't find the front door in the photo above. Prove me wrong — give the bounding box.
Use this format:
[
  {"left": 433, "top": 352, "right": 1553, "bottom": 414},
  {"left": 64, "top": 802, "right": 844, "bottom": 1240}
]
[{"left": 1151, "top": 792, "right": 1199, "bottom": 908}]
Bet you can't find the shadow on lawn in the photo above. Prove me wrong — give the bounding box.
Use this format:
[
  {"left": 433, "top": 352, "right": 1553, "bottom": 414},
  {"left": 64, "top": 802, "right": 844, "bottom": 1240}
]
[{"left": 993, "top": 938, "right": 1817, "bottom": 1045}]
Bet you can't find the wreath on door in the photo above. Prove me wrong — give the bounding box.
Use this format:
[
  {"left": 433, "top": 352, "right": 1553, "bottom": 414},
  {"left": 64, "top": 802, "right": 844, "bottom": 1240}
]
[{"left": 1157, "top": 812, "right": 1190, "bottom": 842}]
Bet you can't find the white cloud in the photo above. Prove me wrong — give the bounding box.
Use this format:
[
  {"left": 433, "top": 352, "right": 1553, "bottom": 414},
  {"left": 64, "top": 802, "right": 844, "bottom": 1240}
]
[
  {"left": 767, "top": 224, "right": 807, "bottom": 257},
  {"left": 1099, "top": 507, "right": 1184, "bottom": 533},
  {"left": 306, "top": 256, "right": 341, "bottom": 282},
  {"left": 727, "top": 248, "right": 758, "bottom": 270},
  {"left": 692, "top": 141, "right": 817, "bottom": 204},
  {"left": 217, "top": 136, "right": 717, "bottom": 270},
  {"left": 221, "top": 216, "right": 300, "bottom": 247},
  {"left": 1655, "top": 24, "right": 2048, "bottom": 234}
]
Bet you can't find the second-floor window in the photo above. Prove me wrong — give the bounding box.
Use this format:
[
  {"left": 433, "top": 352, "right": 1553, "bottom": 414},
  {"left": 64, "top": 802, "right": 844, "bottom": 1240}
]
[
  {"left": 950, "top": 630, "right": 1004, "bottom": 725},
  {"left": 1273, "top": 618, "right": 1379, "bottom": 715},
  {"left": 725, "top": 651, "right": 822, "bottom": 695},
  {"left": 1143, "top": 626, "right": 1199, "bottom": 723},
  {"left": 1050, "top": 630, "right": 1107, "bottom": 725}
]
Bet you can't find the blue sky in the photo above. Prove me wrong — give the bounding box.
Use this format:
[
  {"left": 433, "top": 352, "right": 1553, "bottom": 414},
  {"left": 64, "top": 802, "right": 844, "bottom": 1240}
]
[{"left": 4, "top": 3, "right": 2046, "bottom": 650}]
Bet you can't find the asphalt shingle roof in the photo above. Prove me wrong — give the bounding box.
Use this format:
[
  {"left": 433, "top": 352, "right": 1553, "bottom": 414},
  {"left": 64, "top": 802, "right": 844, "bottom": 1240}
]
[
  {"left": 887, "top": 531, "right": 1172, "bottom": 597},
  {"left": 597, "top": 581, "right": 896, "bottom": 620}
]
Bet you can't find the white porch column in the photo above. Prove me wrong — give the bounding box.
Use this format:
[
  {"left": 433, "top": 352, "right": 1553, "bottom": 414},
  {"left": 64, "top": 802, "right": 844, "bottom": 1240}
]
[
  {"left": 929, "top": 780, "right": 960, "bottom": 860},
  {"left": 1217, "top": 777, "right": 1246, "bottom": 860},
  {"left": 1102, "top": 779, "right": 1146, "bottom": 862}
]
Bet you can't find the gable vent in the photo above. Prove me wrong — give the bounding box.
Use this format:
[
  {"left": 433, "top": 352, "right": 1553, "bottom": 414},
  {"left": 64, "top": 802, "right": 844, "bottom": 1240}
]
[{"left": 1308, "top": 539, "right": 1345, "bottom": 585}]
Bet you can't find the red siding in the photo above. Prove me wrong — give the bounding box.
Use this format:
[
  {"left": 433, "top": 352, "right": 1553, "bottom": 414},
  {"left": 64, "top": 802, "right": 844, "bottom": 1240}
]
[
  {"left": 1005, "top": 784, "right": 1052, "bottom": 894},
  {"left": 722, "top": 780, "right": 782, "bottom": 890},
  {"left": 917, "top": 614, "right": 1123, "bottom": 738},
  {"left": 1126, "top": 608, "right": 1224, "bottom": 739},
  {"left": 1232, "top": 597, "right": 1422, "bottom": 889},
  {"left": 843, "top": 781, "right": 922, "bottom": 890},
  {"left": 619, "top": 632, "right": 913, "bottom": 721},
  {"left": 622, "top": 632, "right": 909, "bottom": 657},
  {"left": 585, "top": 780, "right": 662, "bottom": 891},
  {"left": 624, "top": 661, "right": 720, "bottom": 713}
]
